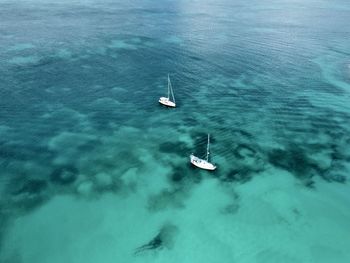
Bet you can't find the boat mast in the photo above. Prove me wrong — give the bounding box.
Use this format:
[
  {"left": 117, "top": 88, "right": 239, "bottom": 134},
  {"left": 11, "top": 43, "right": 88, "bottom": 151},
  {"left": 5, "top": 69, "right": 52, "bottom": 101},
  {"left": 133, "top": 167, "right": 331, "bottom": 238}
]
[
  {"left": 167, "top": 74, "right": 170, "bottom": 99},
  {"left": 168, "top": 74, "right": 175, "bottom": 103},
  {"left": 207, "top": 134, "right": 210, "bottom": 162},
  {"left": 170, "top": 82, "right": 175, "bottom": 103}
]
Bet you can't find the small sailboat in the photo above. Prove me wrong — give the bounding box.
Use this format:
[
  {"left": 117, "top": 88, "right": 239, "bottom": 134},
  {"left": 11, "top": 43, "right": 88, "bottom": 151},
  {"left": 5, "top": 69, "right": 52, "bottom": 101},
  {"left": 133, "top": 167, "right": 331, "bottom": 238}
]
[
  {"left": 190, "top": 134, "right": 217, "bottom": 170},
  {"left": 159, "top": 74, "right": 176, "bottom": 108}
]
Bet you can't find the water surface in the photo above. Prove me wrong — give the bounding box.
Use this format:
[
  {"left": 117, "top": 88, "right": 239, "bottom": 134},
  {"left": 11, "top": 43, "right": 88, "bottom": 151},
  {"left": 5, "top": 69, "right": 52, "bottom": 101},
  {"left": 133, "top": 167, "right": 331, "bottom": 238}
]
[{"left": 0, "top": 0, "right": 350, "bottom": 262}]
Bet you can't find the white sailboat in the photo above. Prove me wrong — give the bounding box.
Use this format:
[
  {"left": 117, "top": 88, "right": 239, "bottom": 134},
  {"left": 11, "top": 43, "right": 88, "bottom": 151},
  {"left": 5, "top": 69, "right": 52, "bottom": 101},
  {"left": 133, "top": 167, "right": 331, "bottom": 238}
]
[
  {"left": 190, "top": 134, "right": 217, "bottom": 171},
  {"left": 159, "top": 74, "right": 176, "bottom": 108}
]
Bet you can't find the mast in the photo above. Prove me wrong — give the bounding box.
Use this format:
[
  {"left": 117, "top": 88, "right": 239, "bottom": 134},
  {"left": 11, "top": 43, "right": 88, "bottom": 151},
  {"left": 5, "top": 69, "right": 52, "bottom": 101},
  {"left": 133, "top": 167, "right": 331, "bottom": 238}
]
[
  {"left": 167, "top": 74, "right": 170, "bottom": 99},
  {"left": 206, "top": 134, "right": 210, "bottom": 162},
  {"left": 168, "top": 74, "right": 175, "bottom": 103},
  {"left": 170, "top": 82, "right": 175, "bottom": 103}
]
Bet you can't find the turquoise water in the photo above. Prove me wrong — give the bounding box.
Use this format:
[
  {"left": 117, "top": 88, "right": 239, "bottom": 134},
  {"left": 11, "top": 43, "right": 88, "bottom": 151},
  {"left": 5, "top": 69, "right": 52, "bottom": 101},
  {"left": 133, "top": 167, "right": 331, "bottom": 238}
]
[{"left": 1, "top": 0, "right": 350, "bottom": 262}]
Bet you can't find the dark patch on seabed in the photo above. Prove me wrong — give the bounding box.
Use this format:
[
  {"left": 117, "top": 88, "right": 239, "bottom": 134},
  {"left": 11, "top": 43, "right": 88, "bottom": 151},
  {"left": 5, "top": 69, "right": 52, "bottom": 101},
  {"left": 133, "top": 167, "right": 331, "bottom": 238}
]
[
  {"left": 231, "top": 129, "right": 254, "bottom": 139},
  {"left": 0, "top": 143, "right": 51, "bottom": 162},
  {"left": 233, "top": 143, "right": 257, "bottom": 159},
  {"left": 159, "top": 141, "right": 191, "bottom": 155},
  {"left": 214, "top": 137, "right": 266, "bottom": 183},
  {"left": 6, "top": 178, "right": 49, "bottom": 213},
  {"left": 268, "top": 145, "right": 312, "bottom": 178},
  {"left": 13, "top": 179, "right": 48, "bottom": 195},
  {"left": 50, "top": 165, "right": 79, "bottom": 185},
  {"left": 168, "top": 165, "right": 202, "bottom": 185},
  {"left": 170, "top": 166, "right": 187, "bottom": 183},
  {"left": 224, "top": 168, "right": 252, "bottom": 183},
  {"left": 182, "top": 116, "right": 198, "bottom": 126},
  {"left": 268, "top": 143, "right": 348, "bottom": 186},
  {"left": 134, "top": 224, "right": 178, "bottom": 255}
]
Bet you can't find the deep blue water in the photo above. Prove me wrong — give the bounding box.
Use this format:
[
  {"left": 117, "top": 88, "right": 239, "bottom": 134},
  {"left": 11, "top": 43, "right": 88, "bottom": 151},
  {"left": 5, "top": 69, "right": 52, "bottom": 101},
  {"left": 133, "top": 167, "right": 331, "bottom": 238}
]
[{"left": 0, "top": 0, "right": 350, "bottom": 262}]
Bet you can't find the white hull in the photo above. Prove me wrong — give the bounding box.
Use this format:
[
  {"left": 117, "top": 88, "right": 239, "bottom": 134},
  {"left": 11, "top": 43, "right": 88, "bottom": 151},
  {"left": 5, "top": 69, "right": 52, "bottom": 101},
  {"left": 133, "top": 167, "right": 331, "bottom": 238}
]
[
  {"left": 190, "top": 154, "right": 216, "bottom": 171},
  {"left": 159, "top": 97, "right": 176, "bottom": 107}
]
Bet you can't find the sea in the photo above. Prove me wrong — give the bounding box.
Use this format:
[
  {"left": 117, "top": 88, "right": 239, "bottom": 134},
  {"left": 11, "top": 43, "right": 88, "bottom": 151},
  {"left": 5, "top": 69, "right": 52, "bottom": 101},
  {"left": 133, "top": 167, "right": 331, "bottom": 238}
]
[{"left": 0, "top": 0, "right": 350, "bottom": 262}]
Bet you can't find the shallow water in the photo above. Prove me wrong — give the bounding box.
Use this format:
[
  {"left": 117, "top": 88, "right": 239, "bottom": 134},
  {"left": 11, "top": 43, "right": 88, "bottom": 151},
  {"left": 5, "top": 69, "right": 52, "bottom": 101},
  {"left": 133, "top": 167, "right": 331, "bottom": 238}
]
[{"left": 0, "top": 0, "right": 350, "bottom": 262}]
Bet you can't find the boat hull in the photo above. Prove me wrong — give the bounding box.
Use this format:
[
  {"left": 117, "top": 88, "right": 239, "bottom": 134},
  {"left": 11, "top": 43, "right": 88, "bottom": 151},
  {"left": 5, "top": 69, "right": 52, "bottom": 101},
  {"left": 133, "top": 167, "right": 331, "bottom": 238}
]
[
  {"left": 159, "top": 97, "right": 176, "bottom": 107},
  {"left": 190, "top": 154, "right": 216, "bottom": 170}
]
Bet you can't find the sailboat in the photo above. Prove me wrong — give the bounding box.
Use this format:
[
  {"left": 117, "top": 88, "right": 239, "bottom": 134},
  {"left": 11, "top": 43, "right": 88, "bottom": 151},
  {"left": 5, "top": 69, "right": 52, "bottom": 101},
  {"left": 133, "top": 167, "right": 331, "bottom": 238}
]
[
  {"left": 159, "top": 74, "right": 176, "bottom": 107},
  {"left": 190, "top": 134, "right": 217, "bottom": 170}
]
